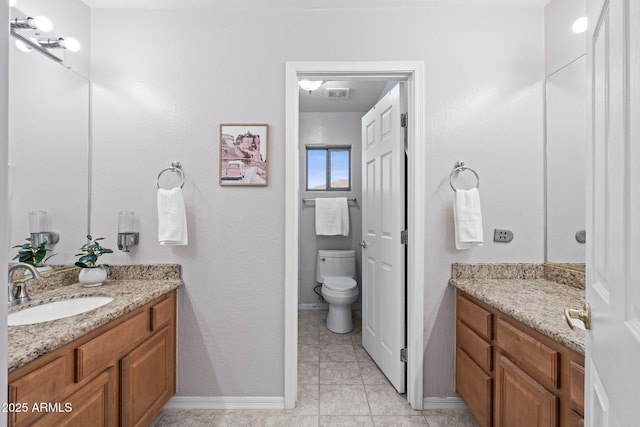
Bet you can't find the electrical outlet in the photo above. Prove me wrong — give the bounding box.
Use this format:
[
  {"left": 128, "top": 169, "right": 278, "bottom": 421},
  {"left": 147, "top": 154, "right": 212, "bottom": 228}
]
[{"left": 494, "top": 229, "right": 514, "bottom": 243}]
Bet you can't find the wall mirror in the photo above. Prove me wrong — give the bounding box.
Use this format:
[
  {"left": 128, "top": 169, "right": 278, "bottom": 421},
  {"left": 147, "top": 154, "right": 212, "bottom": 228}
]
[
  {"left": 7, "top": 37, "right": 90, "bottom": 267},
  {"left": 545, "top": 55, "right": 586, "bottom": 269}
]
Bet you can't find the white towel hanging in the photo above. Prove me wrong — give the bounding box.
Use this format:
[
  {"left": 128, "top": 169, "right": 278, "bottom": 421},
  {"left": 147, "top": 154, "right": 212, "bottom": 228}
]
[
  {"left": 315, "top": 198, "right": 350, "bottom": 236},
  {"left": 157, "top": 188, "right": 188, "bottom": 246},
  {"left": 454, "top": 188, "right": 483, "bottom": 249}
]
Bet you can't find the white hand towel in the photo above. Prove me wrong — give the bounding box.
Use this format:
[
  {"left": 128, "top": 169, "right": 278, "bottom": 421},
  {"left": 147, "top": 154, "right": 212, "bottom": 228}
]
[
  {"left": 454, "top": 188, "right": 483, "bottom": 250},
  {"left": 315, "top": 197, "right": 350, "bottom": 236},
  {"left": 157, "top": 188, "right": 188, "bottom": 246}
]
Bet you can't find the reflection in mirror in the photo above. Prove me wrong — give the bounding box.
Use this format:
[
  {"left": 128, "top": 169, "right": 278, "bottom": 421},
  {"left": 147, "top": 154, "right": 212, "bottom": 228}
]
[
  {"left": 545, "top": 55, "right": 586, "bottom": 267},
  {"left": 8, "top": 37, "right": 89, "bottom": 265}
]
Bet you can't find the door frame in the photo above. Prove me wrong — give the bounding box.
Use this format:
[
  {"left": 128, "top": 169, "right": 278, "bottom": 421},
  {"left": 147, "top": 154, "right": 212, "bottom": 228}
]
[{"left": 284, "top": 61, "right": 426, "bottom": 409}]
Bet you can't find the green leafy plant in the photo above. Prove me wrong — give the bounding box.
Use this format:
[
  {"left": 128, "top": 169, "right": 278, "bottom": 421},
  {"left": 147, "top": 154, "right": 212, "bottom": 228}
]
[
  {"left": 75, "top": 235, "right": 113, "bottom": 268},
  {"left": 12, "top": 237, "right": 56, "bottom": 267}
]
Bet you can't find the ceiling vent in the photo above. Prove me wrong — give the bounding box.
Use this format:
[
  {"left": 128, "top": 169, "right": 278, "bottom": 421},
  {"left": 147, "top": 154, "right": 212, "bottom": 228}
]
[{"left": 325, "top": 88, "right": 350, "bottom": 99}]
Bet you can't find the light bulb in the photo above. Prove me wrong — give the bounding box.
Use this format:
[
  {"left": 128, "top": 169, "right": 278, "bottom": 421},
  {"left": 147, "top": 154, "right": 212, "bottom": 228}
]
[
  {"left": 33, "top": 15, "right": 53, "bottom": 32},
  {"left": 9, "top": 0, "right": 17, "bottom": 7},
  {"left": 572, "top": 17, "right": 587, "bottom": 34},
  {"left": 15, "top": 39, "right": 32, "bottom": 52},
  {"left": 61, "top": 37, "right": 80, "bottom": 52}
]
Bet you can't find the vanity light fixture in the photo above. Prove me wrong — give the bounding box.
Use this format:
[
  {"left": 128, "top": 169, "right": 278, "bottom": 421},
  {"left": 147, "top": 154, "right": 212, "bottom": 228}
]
[
  {"left": 117, "top": 211, "right": 139, "bottom": 252},
  {"left": 10, "top": 9, "right": 81, "bottom": 62},
  {"left": 37, "top": 37, "right": 81, "bottom": 52},
  {"left": 299, "top": 80, "right": 323, "bottom": 94},
  {"left": 28, "top": 210, "right": 59, "bottom": 247},
  {"left": 10, "top": 15, "right": 53, "bottom": 32}
]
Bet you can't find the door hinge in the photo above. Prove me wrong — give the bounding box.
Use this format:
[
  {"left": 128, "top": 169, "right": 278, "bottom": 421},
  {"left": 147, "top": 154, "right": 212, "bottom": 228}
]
[
  {"left": 400, "top": 346, "right": 408, "bottom": 363},
  {"left": 401, "top": 113, "right": 408, "bottom": 148},
  {"left": 401, "top": 230, "right": 408, "bottom": 245}
]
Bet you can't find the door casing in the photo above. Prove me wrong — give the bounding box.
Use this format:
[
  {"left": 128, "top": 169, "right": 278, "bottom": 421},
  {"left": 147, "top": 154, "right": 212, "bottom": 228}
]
[{"left": 284, "top": 61, "right": 426, "bottom": 409}]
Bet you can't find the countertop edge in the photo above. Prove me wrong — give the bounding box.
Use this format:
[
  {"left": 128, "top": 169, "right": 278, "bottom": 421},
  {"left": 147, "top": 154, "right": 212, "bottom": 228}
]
[
  {"left": 449, "top": 278, "right": 585, "bottom": 356},
  {"left": 8, "top": 279, "right": 183, "bottom": 372}
]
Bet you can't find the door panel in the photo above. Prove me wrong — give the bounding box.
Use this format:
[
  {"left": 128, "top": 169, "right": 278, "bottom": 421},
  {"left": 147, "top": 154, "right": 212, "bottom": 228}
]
[
  {"left": 361, "top": 83, "right": 406, "bottom": 393},
  {"left": 586, "top": 1, "right": 640, "bottom": 426}
]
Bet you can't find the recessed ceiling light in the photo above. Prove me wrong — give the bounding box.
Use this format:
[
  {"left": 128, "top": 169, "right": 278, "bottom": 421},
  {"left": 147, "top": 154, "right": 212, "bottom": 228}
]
[{"left": 572, "top": 17, "right": 587, "bottom": 34}]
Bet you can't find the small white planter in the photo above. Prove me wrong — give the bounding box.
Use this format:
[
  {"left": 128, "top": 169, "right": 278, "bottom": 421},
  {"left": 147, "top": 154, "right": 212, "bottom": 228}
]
[{"left": 79, "top": 266, "right": 107, "bottom": 288}]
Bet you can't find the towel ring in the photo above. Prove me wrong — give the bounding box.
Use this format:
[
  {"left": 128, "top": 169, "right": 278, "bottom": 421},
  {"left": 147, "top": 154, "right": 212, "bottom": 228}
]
[
  {"left": 157, "top": 162, "right": 186, "bottom": 189},
  {"left": 449, "top": 161, "right": 479, "bottom": 192}
]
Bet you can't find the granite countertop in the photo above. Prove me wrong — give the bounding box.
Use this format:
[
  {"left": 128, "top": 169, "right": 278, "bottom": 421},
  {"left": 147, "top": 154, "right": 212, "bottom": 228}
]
[
  {"left": 8, "top": 270, "right": 182, "bottom": 373},
  {"left": 450, "top": 277, "right": 585, "bottom": 355}
]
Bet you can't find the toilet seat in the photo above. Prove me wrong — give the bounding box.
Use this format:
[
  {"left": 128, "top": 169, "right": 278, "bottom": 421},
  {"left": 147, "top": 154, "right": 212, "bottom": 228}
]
[{"left": 323, "top": 276, "right": 357, "bottom": 292}]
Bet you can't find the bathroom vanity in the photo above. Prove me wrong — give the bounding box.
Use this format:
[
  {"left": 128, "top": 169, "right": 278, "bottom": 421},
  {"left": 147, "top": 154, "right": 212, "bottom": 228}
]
[
  {"left": 450, "top": 264, "right": 585, "bottom": 427},
  {"left": 6, "top": 266, "right": 181, "bottom": 427}
]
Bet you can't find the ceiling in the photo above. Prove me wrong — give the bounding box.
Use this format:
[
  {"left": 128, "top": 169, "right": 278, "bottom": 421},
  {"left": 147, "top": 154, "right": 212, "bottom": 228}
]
[
  {"left": 299, "top": 81, "right": 389, "bottom": 113},
  {"left": 82, "top": 0, "right": 550, "bottom": 8}
]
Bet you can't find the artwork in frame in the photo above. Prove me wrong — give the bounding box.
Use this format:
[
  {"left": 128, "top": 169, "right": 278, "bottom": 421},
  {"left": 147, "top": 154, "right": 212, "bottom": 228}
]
[{"left": 219, "top": 123, "right": 268, "bottom": 186}]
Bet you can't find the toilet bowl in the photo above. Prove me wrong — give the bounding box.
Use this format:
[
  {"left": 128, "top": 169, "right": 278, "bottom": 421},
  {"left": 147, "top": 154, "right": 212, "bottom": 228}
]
[
  {"left": 316, "top": 250, "right": 358, "bottom": 333},
  {"left": 322, "top": 277, "right": 359, "bottom": 333}
]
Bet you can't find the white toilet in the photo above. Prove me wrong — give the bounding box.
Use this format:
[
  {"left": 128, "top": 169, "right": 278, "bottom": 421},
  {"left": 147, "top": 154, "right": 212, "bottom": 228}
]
[{"left": 316, "top": 249, "right": 359, "bottom": 333}]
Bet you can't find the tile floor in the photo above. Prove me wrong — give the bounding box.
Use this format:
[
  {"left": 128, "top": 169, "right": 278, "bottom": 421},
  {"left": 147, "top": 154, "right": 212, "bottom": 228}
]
[{"left": 151, "top": 310, "right": 480, "bottom": 427}]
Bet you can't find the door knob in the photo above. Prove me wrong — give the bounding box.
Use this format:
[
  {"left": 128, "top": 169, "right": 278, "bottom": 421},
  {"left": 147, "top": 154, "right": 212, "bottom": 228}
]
[
  {"left": 359, "top": 241, "right": 367, "bottom": 248},
  {"left": 564, "top": 302, "right": 591, "bottom": 330}
]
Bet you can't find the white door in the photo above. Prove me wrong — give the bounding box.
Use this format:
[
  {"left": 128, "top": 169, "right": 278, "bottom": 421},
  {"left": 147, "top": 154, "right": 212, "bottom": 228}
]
[
  {"left": 585, "top": 0, "right": 640, "bottom": 425},
  {"left": 361, "top": 83, "right": 406, "bottom": 393}
]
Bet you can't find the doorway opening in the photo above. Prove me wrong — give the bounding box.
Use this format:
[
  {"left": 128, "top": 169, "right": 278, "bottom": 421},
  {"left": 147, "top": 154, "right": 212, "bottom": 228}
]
[{"left": 284, "top": 61, "right": 426, "bottom": 410}]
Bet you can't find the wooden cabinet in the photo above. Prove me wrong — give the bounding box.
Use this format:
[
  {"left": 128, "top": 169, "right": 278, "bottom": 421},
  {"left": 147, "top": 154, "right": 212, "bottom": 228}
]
[
  {"left": 495, "top": 355, "right": 557, "bottom": 427},
  {"left": 7, "top": 291, "right": 176, "bottom": 427},
  {"left": 456, "top": 290, "right": 585, "bottom": 427},
  {"left": 120, "top": 327, "right": 174, "bottom": 427}
]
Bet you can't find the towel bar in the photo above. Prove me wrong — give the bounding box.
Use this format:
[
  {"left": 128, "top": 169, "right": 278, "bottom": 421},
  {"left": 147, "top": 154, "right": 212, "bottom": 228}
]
[
  {"left": 302, "top": 197, "right": 357, "bottom": 204},
  {"left": 449, "top": 161, "right": 479, "bottom": 192},
  {"left": 157, "top": 162, "right": 186, "bottom": 189}
]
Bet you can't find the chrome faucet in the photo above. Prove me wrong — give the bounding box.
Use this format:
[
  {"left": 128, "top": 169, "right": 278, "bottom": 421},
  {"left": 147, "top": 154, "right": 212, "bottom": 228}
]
[{"left": 8, "top": 263, "right": 40, "bottom": 307}]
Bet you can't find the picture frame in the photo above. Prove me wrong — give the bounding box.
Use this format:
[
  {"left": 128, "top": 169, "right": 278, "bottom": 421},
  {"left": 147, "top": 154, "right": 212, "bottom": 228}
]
[{"left": 219, "top": 123, "right": 268, "bottom": 186}]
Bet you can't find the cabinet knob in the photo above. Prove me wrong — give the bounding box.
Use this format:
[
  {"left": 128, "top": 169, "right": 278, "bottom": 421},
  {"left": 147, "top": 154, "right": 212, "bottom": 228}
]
[
  {"left": 359, "top": 241, "right": 367, "bottom": 248},
  {"left": 564, "top": 302, "right": 591, "bottom": 330}
]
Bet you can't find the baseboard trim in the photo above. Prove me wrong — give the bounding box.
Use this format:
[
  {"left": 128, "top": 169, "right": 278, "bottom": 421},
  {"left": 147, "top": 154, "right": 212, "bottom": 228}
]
[
  {"left": 298, "top": 303, "right": 329, "bottom": 310},
  {"left": 422, "top": 397, "right": 468, "bottom": 410},
  {"left": 165, "top": 396, "right": 285, "bottom": 410}
]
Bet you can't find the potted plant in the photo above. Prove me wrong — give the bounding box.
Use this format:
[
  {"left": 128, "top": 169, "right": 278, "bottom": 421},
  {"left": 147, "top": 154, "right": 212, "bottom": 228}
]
[
  {"left": 75, "top": 235, "right": 113, "bottom": 287},
  {"left": 12, "top": 237, "right": 56, "bottom": 272}
]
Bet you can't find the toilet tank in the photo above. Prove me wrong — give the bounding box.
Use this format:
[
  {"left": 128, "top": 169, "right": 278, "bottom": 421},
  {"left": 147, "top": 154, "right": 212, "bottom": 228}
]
[{"left": 316, "top": 250, "right": 356, "bottom": 283}]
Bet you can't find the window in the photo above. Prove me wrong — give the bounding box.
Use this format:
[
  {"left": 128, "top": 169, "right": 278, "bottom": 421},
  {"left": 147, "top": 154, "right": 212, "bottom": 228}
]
[{"left": 306, "top": 147, "right": 351, "bottom": 191}]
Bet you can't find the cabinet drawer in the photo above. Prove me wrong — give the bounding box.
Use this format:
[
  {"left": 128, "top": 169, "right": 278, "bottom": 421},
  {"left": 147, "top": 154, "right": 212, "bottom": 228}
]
[
  {"left": 457, "top": 320, "right": 492, "bottom": 372},
  {"left": 8, "top": 356, "right": 67, "bottom": 426},
  {"left": 151, "top": 296, "right": 174, "bottom": 331},
  {"left": 76, "top": 311, "right": 148, "bottom": 382},
  {"left": 496, "top": 318, "right": 559, "bottom": 389},
  {"left": 456, "top": 349, "right": 492, "bottom": 427},
  {"left": 457, "top": 293, "right": 493, "bottom": 340},
  {"left": 569, "top": 361, "right": 585, "bottom": 415}
]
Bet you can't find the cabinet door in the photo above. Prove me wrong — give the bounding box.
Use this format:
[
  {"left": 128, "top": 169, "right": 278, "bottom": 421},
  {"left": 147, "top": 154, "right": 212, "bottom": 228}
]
[
  {"left": 495, "top": 355, "right": 557, "bottom": 427},
  {"left": 456, "top": 349, "right": 492, "bottom": 427},
  {"left": 120, "top": 327, "right": 174, "bottom": 427},
  {"left": 35, "top": 367, "right": 116, "bottom": 427}
]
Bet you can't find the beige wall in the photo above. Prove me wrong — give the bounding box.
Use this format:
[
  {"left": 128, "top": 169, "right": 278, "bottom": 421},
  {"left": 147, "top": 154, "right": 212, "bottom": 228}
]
[{"left": 88, "top": 5, "right": 544, "bottom": 399}]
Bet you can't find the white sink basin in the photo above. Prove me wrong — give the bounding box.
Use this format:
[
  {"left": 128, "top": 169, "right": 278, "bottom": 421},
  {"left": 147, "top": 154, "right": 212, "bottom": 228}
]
[{"left": 8, "top": 297, "right": 113, "bottom": 326}]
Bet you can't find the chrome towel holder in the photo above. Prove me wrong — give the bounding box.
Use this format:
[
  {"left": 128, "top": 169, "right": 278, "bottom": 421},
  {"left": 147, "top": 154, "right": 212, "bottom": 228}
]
[
  {"left": 449, "top": 161, "right": 479, "bottom": 192},
  {"left": 157, "top": 162, "right": 186, "bottom": 189}
]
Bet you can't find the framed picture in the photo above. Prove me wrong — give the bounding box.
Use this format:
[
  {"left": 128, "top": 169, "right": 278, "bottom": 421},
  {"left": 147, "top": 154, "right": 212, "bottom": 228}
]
[{"left": 219, "top": 124, "right": 269, "bottom": 186}]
